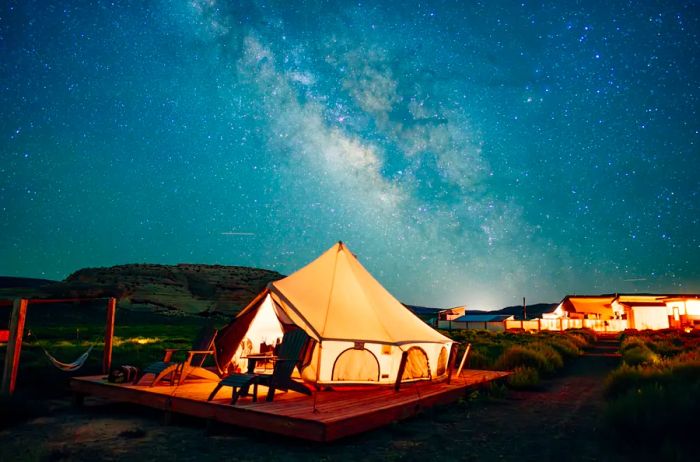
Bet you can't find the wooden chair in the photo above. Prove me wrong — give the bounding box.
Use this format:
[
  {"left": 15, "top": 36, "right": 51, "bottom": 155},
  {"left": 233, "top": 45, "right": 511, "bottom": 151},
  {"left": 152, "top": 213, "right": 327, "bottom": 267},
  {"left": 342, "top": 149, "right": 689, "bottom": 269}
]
[
  {"left": 208, "top": 328, "right": 312, "bottom": 404},
  {"left": 137, "top": 325, "right": 219, "bottom": 387}
]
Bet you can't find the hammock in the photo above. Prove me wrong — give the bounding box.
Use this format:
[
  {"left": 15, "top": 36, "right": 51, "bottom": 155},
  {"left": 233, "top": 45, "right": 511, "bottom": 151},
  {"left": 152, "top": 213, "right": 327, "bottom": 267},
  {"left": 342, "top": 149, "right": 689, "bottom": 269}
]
[{"left": 42, "top": 345, "right": 94, "bottom": 372}]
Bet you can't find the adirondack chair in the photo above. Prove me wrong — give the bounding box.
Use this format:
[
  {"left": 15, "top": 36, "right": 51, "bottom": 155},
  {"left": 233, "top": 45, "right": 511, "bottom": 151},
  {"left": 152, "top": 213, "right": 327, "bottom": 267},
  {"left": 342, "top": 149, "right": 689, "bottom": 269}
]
[
  {"left": 137, "top": 325, "right": 219, "bottom": 387},
  {"left": 208, "top": 328, "right": 312, "bottom": 404}
]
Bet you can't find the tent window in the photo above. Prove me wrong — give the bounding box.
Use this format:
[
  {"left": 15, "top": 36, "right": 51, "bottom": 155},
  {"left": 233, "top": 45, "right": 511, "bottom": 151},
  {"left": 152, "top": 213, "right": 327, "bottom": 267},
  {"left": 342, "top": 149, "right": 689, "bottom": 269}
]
[
  {"left": 332, "top": 348, "right": 380, "bottom": 382},
  {"left": 436, "top": 346, "right": 448, "bottom": 376},
  {"left": 401, "top": 346, "right": 430, "bottom": 380}
]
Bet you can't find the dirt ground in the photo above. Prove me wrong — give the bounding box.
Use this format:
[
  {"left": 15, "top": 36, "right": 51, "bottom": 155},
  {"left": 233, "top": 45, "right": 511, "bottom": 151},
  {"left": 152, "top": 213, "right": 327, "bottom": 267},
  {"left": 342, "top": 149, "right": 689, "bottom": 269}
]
[{"left": 0, "top": 344, "right": 628, "bottom": 462}]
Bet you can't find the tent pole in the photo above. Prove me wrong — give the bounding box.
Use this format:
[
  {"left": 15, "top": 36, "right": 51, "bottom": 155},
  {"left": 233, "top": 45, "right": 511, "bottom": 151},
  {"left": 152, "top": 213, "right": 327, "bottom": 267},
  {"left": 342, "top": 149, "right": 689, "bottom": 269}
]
[
  {"left": 312, "top": 342, "right": 323, "bottom": 412},
  {"left": 103, "top": 297, "right": 116, "bottom": 374},
  {"left": 446, "top": 343, "right": 459, "bottom": 384},
  {"left": 1, "top": 298, "right": 28, "bottom": 396}
]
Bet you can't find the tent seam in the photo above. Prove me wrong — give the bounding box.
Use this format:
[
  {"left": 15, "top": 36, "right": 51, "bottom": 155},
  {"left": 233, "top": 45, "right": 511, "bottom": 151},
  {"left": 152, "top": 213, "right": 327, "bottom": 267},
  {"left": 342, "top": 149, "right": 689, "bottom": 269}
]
[{"left": 320, "top": 243, "right": 340, "bottom": 336}]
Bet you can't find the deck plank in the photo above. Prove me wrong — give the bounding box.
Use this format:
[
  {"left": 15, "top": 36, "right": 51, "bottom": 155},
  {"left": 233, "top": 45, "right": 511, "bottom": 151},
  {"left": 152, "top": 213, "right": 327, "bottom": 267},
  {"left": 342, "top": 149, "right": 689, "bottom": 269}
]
[{"left": 70, "top": 369, "right": 509, "bottom": 442}]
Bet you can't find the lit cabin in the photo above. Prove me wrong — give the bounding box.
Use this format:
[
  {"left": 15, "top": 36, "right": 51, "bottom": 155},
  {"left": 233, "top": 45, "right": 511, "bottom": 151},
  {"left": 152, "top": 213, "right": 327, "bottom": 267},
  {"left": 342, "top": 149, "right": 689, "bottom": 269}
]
[
  {"left": 612, "top": 295, "right": 669, "bottom": 330},
  {"left": 664, "top": 297, "right": 700, "bottom": 329},
  {"left": 442, "top": 313, "right": 514, "bottom": 332},
  {"left": 540, "top": 295, "right": 620, "bottom": 331},
  {"left": 539, "top": 294, "right": 700, "bottom": 332}
]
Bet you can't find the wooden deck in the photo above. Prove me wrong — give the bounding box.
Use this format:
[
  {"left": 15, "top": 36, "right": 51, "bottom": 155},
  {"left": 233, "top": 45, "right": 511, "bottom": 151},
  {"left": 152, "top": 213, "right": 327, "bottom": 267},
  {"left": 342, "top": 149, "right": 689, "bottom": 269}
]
[{"left": 70, "top": 369, "right": 509, "bottom": 442}]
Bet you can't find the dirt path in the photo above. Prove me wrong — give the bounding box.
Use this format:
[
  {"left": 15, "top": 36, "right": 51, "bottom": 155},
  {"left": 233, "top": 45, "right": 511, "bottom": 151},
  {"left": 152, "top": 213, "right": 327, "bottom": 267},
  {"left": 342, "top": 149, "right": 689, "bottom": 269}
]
[
  {"left": 0, "top": 340, "right": 623, "bottom": 462},
  {"left": 414, "top": 337, "right": 623, "bottom": 462}
]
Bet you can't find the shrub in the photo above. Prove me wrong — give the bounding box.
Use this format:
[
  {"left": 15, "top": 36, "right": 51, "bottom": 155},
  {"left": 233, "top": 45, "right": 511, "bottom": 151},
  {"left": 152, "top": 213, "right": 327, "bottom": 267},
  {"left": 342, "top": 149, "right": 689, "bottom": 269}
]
[
  {"left": 563, "top": 332, "right": 588, "bottom": 349},
  {"left": 620, "top": 336, "right": 647, "bottom": 353},
  {"left": 673, "top": 349, "right": 700, "bottom": 363},
  {"left": 466, "top": 349, "right": 492, "bottom": 369},
  {"left": 622, "top": 344, "right": 659, "bottom": 366},
  {"left": 604, "top": 381, "right": 700, "bottom": 455},
  {"left": 566, "top": 328, "right": 596, "bottom": 344},
  {"left": 647, "top": 338, "right": 683, "bottom": 358},
  {"left": 494, "top": 345, "right": 550, "bottom": 375},
  {"left": 603, "top": 331, "right": 700, "bottom": 459},
  {"left": 666, "top": 358, "right": 700, "bottom": 383},
  {"left": 507, "top": 366, "right": 540, "bottom": 389},
  {"left": 544, "top": 336, "right": 581, "bottom": 358},
  {"left": 604, "top": 356, "right": 700, "bottom": 399},
  {"left": 604, "top": 364, "right": 648, "bottom": 399},
  {"left": 478, "top": 343, "right": 507, "bottom": 365},
  {"left": 528, "top": 342, "right": 564, "bottom": 372}
]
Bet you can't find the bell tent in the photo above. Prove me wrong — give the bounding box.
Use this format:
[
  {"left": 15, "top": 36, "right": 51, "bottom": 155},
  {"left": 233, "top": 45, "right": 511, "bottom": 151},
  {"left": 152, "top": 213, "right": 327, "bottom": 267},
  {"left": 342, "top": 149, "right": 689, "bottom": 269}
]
[{"left": 215, "top": 242, "right": 454, "bottom": 386}]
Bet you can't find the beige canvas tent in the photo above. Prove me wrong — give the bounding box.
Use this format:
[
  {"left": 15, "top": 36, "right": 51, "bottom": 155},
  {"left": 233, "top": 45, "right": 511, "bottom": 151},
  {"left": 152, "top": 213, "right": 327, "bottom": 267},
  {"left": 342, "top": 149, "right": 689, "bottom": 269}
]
[{"left": 215, "top": 242, "right": 454, "bottom": 386}]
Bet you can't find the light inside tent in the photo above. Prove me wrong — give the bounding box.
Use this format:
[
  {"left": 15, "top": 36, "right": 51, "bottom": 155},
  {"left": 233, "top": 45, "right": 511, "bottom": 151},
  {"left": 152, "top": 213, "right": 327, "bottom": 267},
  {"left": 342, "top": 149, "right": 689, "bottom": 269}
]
[{"left": 230, "top": 296, "right": 285, "bottom": 373}]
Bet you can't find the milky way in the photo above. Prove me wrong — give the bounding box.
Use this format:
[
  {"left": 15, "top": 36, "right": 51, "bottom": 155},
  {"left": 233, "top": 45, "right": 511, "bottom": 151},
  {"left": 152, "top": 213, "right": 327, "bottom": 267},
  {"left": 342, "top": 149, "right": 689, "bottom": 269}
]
[{"left": 1, "top": 1, "right": 699, "bottom": 308}]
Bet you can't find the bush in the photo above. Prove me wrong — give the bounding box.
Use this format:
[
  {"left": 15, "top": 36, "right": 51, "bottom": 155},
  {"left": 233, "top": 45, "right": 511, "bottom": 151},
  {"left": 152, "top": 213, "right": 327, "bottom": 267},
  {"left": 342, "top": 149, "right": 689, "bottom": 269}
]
[
  {"left": 507, "top": 366, "right": 540, "bottom": 389},
  {"left": 528, "top": 342, "right": 564, "bottom": 372},
  {"left": 466, "top": 349, "right": 492, "bottom": 369},
  {"left": 604, "top": 381, "right": 700, "bottom": 457},
  {"left": 620, "top": 336, "right": 647, "bottom": 353},
  {"left": 563, "top": 332, "right": 588, "bottom": 349},
  {"left": 566, "top": 328, "right": 596, "bottom": 344},
  {"left": 623, "top": 344, "right": 659, "bottom": 366},
  {"left": 667, "top": 359, "right": 700, "bottom": 383},
  {"left": 603, "top": 331, "right": 700, "bottom": 459},
  {"left": 494, "top": 345, "right": 550, "bottom": 375},
  {"left": 604, "top": 364, "right": 648, "bottom": 399},
  {"left": 543, "top": 336, "right": 581, "bottom": 358}
]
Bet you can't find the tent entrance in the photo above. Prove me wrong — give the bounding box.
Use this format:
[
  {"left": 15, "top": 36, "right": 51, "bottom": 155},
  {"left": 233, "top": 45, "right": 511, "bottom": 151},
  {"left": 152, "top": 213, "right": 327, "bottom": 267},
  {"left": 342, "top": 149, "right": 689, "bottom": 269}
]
[
  {"left": 331, "top": 347, "right": 380, "bottom": 382},
  {"left": 229, "top": 295, "right": 286, "bottom": 373},
  {"left": 401, "top": 346, "right": 430, "bottom": 381}
]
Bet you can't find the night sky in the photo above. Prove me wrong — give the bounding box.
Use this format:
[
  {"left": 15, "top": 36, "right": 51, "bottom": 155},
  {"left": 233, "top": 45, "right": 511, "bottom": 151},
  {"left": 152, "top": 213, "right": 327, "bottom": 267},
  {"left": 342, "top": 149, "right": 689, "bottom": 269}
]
[{"left": 2, "top": 1, "right": 699, "bottom": 309}]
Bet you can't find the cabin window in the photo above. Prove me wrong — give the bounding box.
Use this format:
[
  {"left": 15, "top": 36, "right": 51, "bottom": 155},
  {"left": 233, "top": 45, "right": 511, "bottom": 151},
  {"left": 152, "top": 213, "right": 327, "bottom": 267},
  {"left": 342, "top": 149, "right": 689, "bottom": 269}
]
[
  {"left": 332, "top": 348, "right": 380, "bottom": 382},
  {"left": 402, "top": 346, "right": 431, "bottom": 380},
  {"left": 436, "top": 346, "right": 448, "bottom": 376}
]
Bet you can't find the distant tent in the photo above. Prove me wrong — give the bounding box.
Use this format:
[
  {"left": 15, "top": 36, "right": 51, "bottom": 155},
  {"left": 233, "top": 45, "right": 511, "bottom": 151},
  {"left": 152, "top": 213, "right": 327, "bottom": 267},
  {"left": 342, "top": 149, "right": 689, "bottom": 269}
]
[{"left": 215, "top": 242, "right": 454, "bottom": 385}]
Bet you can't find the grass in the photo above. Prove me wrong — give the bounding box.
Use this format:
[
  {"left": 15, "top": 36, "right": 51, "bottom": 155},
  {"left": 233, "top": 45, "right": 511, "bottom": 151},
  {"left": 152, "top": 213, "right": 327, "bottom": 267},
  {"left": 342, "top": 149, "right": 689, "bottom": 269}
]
[
  {"left": 3, "top": 313, "right": 593, "bottom": 404},
  {"left": 506, "top": 366, "right": 540, "bottom": 389},
  {"left": 0, "top": 317, "right": 214, "bottom": 399},
  {"left": 494, "top": 345, "right": 552, "bottom": 375},
  {"left": 603, "top": 329, "right": 700, "bottom": 460},
  {"left": 444, "top": 328, "right": 592, "bottom": 388}
]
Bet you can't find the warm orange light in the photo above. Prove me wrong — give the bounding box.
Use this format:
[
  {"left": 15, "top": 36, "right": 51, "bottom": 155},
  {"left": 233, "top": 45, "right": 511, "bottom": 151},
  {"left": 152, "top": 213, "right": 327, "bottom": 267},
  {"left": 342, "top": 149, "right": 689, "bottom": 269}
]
[{"left": 114, "top": 336, "right": 161, "bottom": 346}]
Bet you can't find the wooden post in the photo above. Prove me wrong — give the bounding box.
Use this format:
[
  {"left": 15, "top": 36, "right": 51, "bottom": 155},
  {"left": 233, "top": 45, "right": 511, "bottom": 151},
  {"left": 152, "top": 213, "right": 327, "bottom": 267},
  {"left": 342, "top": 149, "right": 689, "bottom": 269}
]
[
  {"left": 455, "top": 343, "right": 471, "bottom": 379},
  {"left": 446, "top": 343, "right": 459, "bottom": 384},
  {"left": 1, "top": 298, "right": 28, "bottom": 396},
  {"left": 394, "top": 351, "right": 408, "bottom": 392},
  {"left": 103, "top": 297, "right": 116, "bottom": 374}
]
